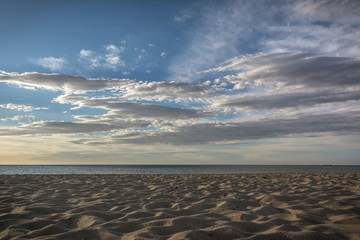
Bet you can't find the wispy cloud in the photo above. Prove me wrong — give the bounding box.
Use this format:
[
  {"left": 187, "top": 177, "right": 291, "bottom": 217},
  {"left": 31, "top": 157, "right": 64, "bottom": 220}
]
[
  {"left": 263, "top": 0, "right": 360, "bottom": 57},
  {"left": 174, "top": 8, "right": 193, "bottom": 22},
  {"left": 168, "top": 0, "right": 360, "bottom": 82},
  {"left": 291, "top": 0, "right": 360, "bottom": 22},
  {"left": 168, "top": 1, "right": 281, "bottom": 82}
]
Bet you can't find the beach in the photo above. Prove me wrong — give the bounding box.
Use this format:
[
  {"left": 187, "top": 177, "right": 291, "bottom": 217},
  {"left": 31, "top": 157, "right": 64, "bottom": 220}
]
[{"left": 0, "top": 173, "right": 359, "bottom": 240}]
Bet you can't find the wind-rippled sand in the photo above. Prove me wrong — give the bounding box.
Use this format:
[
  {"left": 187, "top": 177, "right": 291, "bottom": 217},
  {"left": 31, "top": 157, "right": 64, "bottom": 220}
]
[{"left": 0, "top": 173, "right": 359, "bottom": 240}]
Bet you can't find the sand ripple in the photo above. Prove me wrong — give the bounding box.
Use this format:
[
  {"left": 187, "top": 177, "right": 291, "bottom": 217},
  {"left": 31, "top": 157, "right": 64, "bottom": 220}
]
[{"left": 0, "top": 173, "right": 359, "bottom": 239}]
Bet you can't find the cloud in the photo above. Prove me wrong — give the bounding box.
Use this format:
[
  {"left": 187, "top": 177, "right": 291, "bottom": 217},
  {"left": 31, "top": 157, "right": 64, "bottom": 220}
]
[
  {"left": 291, "top": 0, "right": 360, "bottom": 22},
  {"left": 0, "top": 115, "right": 35, "bottom": 122},
  {"left": 104, "top": 44, "right": 125, "bottom": 67},
  {"left": 0, "top": 71, "right": 213, "bottom": 102},
  {"left": 0, "top": 120, "right": 149, "bottom": 136},
  {"left": 206, "top": 52, "right": 360, "bottom": 88},
  {"left": 79, "top": 44, "right": 125, "bottom": 70},
  {"left": 168, "top": 0, "right": 360, "bottom": 83},
  {"left": 219, "top": 89, "right": 360, "bottom": 110},
  {"left": 56, "top": 94, "right": 213, "bottom": 120},
  {"left": 0, "top": 103, "right": 48, "bottom": 112},
  {"left": 103, "top": 102, "right": 212, "bottom": 120},
  {"left": 263, "top": 0, "right": 360, "bottom": 57},
  {"left": 109, "top": 111, "right": 360, "bottom": 145},
  {"left": 264, "top": 24, "right": 360, "bottom": 58},
  {"left": 33, "top": 57, "right": 67, "bottom": 71},
  {"left": 1, "top": 71, "right": 214, "bottom": 123},
  {"left": 0, "top": 71, "right": 133, "bottom": 93},
  {"left": 168, "top": 1, "right": 267, "bottom": 82},
  {"left": 119, "top": 81, "right": 211, "bottom": 102},
  {"left": 1, "top": 47, "right": 359, "bottom": 146},
  {"left": 174, "top": 9, "right": 193, "bottom": 22}
]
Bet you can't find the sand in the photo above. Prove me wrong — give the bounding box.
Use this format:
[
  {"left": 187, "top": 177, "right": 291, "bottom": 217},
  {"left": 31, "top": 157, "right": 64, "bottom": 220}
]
[{"left": 0, "top": 173, "right": 359, "bottom": 240}]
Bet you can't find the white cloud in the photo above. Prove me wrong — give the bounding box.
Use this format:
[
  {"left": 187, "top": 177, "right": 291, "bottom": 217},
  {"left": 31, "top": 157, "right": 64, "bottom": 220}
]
[
  {"left": 0, "top": 71, "right": 133, "bottom": 93},
  {"left": 79, "top": 49, "right": 94, "bottom": 58},
  {"left": 0, "top": 103, "right": 48, "bottom": 112},
  {"left": 117, "top": 81, "right": 211, "bottom": 102},
  {"left": 78, "top": 44, "right": 125, "bottom": 70},
  {"left": 33, "top": 57, "right": 67, "bottom": 71},
  {"left": 104, "top": 44, "right": 125, "bottom": 68},
  {"left": 160, "top": 52, "right": 167, "bottom": 58},
  {"left": 0, "top": 115, "right": 35, "bottom": 122}
]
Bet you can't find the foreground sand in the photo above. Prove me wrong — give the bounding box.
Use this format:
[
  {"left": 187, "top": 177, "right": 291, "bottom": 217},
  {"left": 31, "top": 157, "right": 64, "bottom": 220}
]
[{"left": 0, "top": 173, "right": 359, "bottom": 240}]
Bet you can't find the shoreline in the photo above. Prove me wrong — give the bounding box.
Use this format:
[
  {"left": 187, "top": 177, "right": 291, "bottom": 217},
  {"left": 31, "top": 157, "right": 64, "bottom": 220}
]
[
  {"left": 2, "top": 165, "right": 360, "bottom": 175},
  {"left": 1, "top": 173, "right": 359, "bottom": 239}
]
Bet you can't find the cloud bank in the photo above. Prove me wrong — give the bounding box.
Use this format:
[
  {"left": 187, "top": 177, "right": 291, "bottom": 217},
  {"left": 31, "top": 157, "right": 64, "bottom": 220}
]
[{"left": 1, "top": 50, "right": 359, "bottom": 146}]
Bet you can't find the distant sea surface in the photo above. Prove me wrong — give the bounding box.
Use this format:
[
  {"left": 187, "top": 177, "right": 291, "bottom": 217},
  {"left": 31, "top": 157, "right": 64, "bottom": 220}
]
[{"left": 1, "top": 165, "right": 360, "bottom": 175}]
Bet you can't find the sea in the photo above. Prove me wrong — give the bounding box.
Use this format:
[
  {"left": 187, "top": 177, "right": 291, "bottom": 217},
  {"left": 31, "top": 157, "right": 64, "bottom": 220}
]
[{"left": 0, "top": 165, "right": 359, "bottom": 175}]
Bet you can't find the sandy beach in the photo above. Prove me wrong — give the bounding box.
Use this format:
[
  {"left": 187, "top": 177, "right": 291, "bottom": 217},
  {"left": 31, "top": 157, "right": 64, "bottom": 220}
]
[{"left": 0, "top": 173, "right": 359, "bottom": 240}]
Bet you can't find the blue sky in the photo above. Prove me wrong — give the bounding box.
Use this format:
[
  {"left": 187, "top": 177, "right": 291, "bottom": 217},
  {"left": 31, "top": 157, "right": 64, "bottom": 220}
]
[{"left": 0, "top": 0, "right": 359, "bottom": 164}]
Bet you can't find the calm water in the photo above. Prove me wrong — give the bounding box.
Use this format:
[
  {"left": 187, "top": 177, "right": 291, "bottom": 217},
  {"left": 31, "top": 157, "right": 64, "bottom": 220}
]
[{"left": 0, "top": 165, "right": 359, "bottom": 175}]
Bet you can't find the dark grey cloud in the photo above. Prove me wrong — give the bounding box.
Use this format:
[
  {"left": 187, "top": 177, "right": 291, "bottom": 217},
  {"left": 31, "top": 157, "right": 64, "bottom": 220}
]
[
  {"left": 0, "top": 120, "right": 149, "bottom": 136},
  {"left": 110, "top": 111, "right": 360, "bottom": 145},
  {"left": 212, "top": 53, "right": 360, "bottom": 88},
  {"left": 275, "top": 55, "right": 360, "bottom": 87},
  {"left": 221, "top": 89, "right": 360, "bottom": 110},
  {"left": 104, "top": 102, "right": 213, "bottom": 119}
]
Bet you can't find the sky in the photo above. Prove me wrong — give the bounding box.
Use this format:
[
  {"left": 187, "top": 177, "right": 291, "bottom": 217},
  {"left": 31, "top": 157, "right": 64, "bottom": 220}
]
[{"left": 0, "top": 0, "right": 359, "bottom": 165}]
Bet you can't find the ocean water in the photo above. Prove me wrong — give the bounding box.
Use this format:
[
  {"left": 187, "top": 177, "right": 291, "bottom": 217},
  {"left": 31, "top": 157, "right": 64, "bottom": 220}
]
[{"left": 0, "top": 165, "right": 359, "bottom": 175}]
